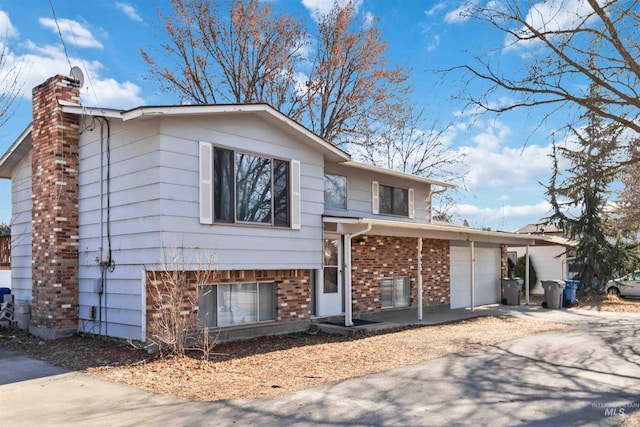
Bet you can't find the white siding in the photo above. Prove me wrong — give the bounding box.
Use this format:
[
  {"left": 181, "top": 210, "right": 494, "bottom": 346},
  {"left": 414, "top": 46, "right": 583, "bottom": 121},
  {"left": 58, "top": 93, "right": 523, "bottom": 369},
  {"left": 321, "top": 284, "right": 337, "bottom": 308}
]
[
  {"left": 76, "top": 114, "right": 328, "bottom": 340},
  {"left": 155, "top": 115, "right": 326, "bottom": 270},
  {"left": 450, "top": 243, "right": 501, "bottom": 309},
  {"left": 511, "top": 245, "right": 568, "bottom": 295},
  {"left": 324, "top": 163, "right": 432, "bottom": 223},
  {"left": 9, "top": 151, "right": 32, "bottom": 302},
  {"left": 78, "top": 119, "right": 163, "bottom": 340}
]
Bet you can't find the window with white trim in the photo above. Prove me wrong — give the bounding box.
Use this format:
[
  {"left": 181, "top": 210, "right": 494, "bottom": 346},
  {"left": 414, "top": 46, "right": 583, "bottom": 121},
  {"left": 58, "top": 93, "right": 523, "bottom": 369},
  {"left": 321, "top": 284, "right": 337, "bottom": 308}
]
[
  {"left": 381, "top": 276, "right": 410, "bottom": 308},
  {"left": 199, "top": 141, "right": 300, "bottom": 228},
  {"left": 324, "top": 174, "right": 347, "bottom": 210},
  {"left": 371, "top": 181, "right": 414, "bottom": 218},
  {"left": 198, "top": 282, "right": 276, "bottom": 327}
]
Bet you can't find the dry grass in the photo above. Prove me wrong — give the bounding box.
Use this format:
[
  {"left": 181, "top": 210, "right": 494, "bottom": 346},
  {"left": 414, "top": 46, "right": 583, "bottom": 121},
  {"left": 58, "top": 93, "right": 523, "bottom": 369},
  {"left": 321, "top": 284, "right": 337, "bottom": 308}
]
[
  {"left": 89, "top": 316, "right": 565, "bottom": 401},
  {"left": 579, "top": 293, "right": 640, "bottom": 312}
]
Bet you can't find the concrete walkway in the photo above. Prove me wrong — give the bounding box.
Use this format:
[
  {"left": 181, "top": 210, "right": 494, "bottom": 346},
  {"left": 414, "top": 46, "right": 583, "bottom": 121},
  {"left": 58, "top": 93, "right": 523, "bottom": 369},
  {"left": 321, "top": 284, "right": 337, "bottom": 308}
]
[{"left": 1, "top": 306, "right": 639, "bottom": 426}]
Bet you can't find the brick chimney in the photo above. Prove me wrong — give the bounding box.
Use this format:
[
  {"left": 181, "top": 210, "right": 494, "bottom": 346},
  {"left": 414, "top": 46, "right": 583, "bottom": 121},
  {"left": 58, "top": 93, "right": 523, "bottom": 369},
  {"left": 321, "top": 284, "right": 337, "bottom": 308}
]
[{"left": 30, "top": 75, "right": 81, "bottom": 339}]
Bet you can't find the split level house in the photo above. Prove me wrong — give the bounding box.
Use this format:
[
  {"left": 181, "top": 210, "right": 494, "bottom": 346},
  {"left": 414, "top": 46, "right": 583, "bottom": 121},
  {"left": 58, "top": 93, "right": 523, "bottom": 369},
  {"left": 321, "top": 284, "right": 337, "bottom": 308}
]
[{"left": 0, "top": 74, "right": 539, "bottom": 341}]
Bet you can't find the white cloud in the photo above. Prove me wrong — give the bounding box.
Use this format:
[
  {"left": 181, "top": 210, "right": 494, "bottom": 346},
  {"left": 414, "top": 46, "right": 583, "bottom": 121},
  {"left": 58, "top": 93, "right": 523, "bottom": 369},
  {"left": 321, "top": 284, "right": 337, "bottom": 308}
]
[
  {"left": 425, "top": 3, "right": 446, "bottom": 17},
  {"left": 11, "top": 40, "right": 143, "bottom": 108},
  {"left": 301, "top": 0, "right": 362, "bottom": 22},
  {"left": 363, "top": 11, "right": 375, "bottom": 28},
  {"left": 444, "top": 0, "right": 478, "bottom": 24},
  {"left": 0, "top": 11, "right": 18, "bottom": 38},
  {"left": 505, "top": 0, "right": 603, "bottom": 52},
  {"left": 456, "top": 200, "right": 550, "bottom": 218},
  {"left": 427, "top": 34, "right": 441, "bottom": 52},
  {"left": 454, "top": 200, "right": 552, "bottom": 230},
  {"left": 39, "top": 17, "right": 103, "bottom": 49},
  {"left": 115, "top": 3, "right": 143, "bottom": 22}
]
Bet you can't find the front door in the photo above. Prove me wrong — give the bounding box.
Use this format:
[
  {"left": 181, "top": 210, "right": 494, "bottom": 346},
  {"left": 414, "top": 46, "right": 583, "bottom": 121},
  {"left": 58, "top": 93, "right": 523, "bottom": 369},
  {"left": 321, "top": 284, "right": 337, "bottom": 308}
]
[{"left": 317, "top": 236, "right": 343, "bottom": 316}]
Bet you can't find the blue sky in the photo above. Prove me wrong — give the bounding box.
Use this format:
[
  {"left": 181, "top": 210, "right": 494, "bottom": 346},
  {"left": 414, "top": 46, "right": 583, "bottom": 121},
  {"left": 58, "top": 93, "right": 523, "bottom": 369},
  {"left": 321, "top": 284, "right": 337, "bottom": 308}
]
[{"left": 0, "top": 0, "right": 571, "bottom": 231}]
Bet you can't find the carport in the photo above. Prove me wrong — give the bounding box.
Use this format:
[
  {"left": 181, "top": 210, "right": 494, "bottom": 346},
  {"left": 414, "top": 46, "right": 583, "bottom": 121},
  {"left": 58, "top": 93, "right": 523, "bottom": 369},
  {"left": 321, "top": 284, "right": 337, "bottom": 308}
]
[{"left": 325, "top": 217, "right": 538, "bottom": 325}]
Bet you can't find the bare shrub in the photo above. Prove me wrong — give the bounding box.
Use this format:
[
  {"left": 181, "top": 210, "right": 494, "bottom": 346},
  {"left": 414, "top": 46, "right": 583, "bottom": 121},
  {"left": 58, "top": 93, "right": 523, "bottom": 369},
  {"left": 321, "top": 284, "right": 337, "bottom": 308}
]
[{"left": 145, "top": 246, "right": 217, "bottom": 357}]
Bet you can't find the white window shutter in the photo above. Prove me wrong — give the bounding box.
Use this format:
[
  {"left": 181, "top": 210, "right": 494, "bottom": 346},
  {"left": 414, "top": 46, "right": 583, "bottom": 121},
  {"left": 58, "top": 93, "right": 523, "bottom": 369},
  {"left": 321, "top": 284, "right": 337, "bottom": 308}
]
[
  {"left": 372, "top": 181, "right": 379, "bottom": 214},
  {"left": 408, "top": 188, "right": 415, "bottom": 219},
  {"left": 291, "top": 159, "right": 301, "bottom": 229},
  {"left": 199, "top": 141, "right": 213, "bottom": 224}
]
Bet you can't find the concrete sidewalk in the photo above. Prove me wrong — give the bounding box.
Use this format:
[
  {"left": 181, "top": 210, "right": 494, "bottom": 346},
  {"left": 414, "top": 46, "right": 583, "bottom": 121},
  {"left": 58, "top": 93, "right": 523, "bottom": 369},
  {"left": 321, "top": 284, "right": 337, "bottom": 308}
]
[{"left": 1, "top": 306, "right": 639, "bottom": 426}]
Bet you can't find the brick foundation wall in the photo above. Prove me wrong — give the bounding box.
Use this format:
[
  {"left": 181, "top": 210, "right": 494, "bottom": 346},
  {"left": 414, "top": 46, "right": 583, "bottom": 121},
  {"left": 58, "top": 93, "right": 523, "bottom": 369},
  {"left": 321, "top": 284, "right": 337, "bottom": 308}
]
[
  {"left": 30, "top": 75, "right": 81, "bottom": 339},
  {"left": 350, "top": 236, "right": 450, "bottom": 316},
  {"left": 145, "top": 269, "right": 310, "bottom": 340}
]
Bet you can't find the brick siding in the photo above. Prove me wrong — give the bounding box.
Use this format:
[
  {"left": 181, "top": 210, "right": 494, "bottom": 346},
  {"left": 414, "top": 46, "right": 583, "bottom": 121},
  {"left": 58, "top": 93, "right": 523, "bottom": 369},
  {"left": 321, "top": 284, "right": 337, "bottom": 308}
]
[
  {"left": 500, "top": 244, "right": 508, "bottom": 278},
  {"left": 145, "top": 269, "right": 311, "bottom": 339},
  {"left": 30, "top": 75, "right": 81, "bottom": 338},
  {"left": 351, "top": 235, "right": 450, "bottom": 317},
  {"left": 421, "top": 238, "right": 451, "bottom": 306}
]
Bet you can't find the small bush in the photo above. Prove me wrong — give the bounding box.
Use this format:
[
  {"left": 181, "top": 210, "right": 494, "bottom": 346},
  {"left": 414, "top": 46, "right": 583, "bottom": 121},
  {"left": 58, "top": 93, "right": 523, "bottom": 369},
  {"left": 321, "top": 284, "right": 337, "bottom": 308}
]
[{"left": 514, "top": 256, "right": 537, "bottom": 293}]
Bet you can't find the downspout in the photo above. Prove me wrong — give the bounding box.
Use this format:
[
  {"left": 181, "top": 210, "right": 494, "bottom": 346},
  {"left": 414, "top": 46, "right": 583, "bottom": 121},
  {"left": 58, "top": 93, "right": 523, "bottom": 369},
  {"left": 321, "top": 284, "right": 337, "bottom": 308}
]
[
  {"left": 428, "top": 186, "right": 448, "bottom": 224},
  {"left": 418, "top": 237, "right": 423, "bottom": 321},
  {"left": 525, "top": 244, "right": 530, "bottom": 305},
  {"left": 470, "top": 240, "right": 475, "bottom": 313},
  {"left": 344, "top": 223, "right": 372, "bottom": 327}
]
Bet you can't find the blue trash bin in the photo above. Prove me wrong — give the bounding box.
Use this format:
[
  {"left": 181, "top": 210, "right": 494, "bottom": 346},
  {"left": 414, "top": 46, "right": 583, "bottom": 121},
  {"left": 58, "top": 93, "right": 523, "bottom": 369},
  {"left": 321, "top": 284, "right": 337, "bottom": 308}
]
[
  {"left": 563, "top": 280, "right": 579, "bottom": 307},
  {"left": 0, "top": 287, "right": 10, "bottom": 304}
]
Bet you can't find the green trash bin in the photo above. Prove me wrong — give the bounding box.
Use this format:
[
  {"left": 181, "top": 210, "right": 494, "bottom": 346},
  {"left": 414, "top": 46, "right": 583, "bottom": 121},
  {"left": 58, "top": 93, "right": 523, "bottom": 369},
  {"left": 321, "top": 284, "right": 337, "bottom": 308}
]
[
  {"left": 501, "top": 278, "right": 521, "bottom": 306},
  {"left": 541, "top": 280, "right": 565, "bottom": 309}
]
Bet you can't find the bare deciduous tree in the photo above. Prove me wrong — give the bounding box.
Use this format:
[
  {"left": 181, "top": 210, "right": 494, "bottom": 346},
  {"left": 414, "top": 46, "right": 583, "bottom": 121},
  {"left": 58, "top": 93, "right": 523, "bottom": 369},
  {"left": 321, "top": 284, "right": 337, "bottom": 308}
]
[
  {"left": 301, "top": 0, "right": 409, "bottom": 145},
  {"left": 0, "top": 35, "right": 23, "bottom": 129},
  {"left": 616, "top": 145, "right": 640, "bottom": 233},
  {"left": 350, "top": 97, "right": 466, "bottom": 221},
  {"left": 142, "top": 0, "right": 308, "bottom": 118},
  {"left": 446, "top": 0, "right": 640, "bottom": 170},
  {"left": 142, "top": 0, "right": 411, "bottom": 147}
]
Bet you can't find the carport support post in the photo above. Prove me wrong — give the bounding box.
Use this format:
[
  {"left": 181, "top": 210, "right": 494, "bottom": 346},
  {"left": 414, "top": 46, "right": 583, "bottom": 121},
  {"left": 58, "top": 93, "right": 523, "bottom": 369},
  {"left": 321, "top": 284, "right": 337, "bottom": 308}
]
[
  {"left": 344, "top": 236, "right": 353, "bottom": 327},
  {"left": 418, "top": 237, "right": 423, "bottom": 321},
  {"left": 470, "top": 240, "right": 475, "bottom": 312},
  {"left": 525, "top": 245, "right": 530, "bottom": 305}
]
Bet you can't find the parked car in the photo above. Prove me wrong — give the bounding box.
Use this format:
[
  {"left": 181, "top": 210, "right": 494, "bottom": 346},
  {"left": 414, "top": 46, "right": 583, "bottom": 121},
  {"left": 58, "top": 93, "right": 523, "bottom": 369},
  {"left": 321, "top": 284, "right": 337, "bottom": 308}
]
[{"left": 605, "top": 272, "right": 640, "bottom": 297}]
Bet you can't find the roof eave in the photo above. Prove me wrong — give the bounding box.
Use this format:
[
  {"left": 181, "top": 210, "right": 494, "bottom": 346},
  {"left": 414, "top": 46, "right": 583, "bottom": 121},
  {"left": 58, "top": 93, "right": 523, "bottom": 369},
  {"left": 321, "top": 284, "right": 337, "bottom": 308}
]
[
  {"left": 323, "top": 216, "right": 537, "bottom": 245},
  {"left": 338, "top": 161, "right": 455, "bottom": 188},
  {"left": 66, "top": 103, "right": 350, "bottom": 163},
  {"left": 0, "top": 124, "right": 33, "bottom": 179}
]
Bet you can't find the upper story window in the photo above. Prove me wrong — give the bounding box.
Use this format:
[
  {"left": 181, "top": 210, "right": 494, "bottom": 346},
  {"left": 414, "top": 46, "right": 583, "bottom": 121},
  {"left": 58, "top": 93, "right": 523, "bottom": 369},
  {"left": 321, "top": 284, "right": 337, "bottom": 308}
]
[
  {"left": 372, "top": 181, "right": 414, "bottom": 218},
  {"left": 324, "top": 174, "right": 347, "bottom": 210},
  {"left": 199, "top": 142, "right": 301, "bottom": 228}
]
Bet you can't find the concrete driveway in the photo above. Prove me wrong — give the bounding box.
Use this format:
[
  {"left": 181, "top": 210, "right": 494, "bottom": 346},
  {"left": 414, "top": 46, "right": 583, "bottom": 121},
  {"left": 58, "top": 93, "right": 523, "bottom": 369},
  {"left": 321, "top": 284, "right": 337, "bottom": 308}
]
[{"left": 1, "top": 307, "right": 639, "bottom": 426}]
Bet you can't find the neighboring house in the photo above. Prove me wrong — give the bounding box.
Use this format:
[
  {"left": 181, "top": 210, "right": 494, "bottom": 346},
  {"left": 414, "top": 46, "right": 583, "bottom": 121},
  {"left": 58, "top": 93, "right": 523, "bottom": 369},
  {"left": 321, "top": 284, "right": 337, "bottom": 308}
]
[
  {"left": 0, "top": 74, "right": 537, "bottom": 341},
  {"left": 0, "top": 234, "right": 9, "bottom": 288},
  {"left": 509, "top": 223, "right": 577, "bottom": 295}
]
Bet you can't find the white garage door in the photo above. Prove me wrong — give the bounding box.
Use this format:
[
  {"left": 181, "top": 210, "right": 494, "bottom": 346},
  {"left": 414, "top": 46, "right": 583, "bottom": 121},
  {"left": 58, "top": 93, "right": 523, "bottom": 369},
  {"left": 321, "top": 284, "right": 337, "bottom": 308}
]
[{"left": 450, "top": 244, "right": 501, "bottom": 309}]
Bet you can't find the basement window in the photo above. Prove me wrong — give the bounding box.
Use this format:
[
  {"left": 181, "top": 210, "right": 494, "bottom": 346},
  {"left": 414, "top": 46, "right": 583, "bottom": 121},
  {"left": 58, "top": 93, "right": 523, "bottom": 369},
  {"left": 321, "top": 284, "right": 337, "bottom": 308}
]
[
  {"left": 198, "top": 282, "right": 276, "bottom": 327},
  {"left": 381, "top": 276, "right": 410, "bottom": 309}
]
